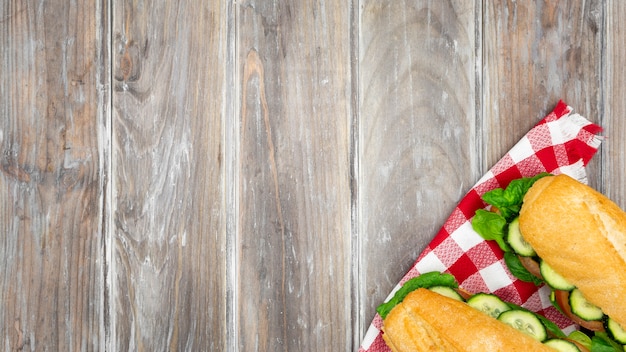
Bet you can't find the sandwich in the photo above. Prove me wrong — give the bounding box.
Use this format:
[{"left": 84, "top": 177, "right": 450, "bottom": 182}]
[
  {"left": 472, "top": 173, "right": 626, "bottom": 350},
  {"left": 377, "top": 271, "right": 587, "bottom": 351}
]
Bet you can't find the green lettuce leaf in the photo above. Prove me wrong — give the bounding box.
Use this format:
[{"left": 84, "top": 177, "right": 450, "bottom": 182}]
[
  {"left": 376, "top": 271, "right": 458, "bottom": 319},
  {"left": 503, "top": 252, "right": 543, "bottom": 286},
  {"left": 471, "top": 209, "right": 509, "bottom": 252},
  {"left": 481, "top": 173, "right": 550, "bottom": 221},
  {"left": 472, "top": 173, "right": 551, "bottom": 284},
  {"left": 591, "top": 332, "right": 623, "bottom": 352}
]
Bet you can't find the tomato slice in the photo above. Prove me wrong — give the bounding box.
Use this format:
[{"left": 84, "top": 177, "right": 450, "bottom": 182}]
[
  {"left": 553, "top": 290, "right": 605, "bottom": 331},
  {"left": 518, "top": 255, "right": 543, "bottom": 279}
]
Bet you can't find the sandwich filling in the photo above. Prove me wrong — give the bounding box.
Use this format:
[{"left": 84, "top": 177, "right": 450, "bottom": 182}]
[
  {"left": 378, "top": 272, "right": 589, "bottom": 352},
  {"left": 472, "top": 174, "right": 626, "bottom": 350}
]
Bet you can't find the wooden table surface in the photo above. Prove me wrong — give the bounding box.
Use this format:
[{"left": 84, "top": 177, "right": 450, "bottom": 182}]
[{"left": 2, "top": 1, "right": 625, "bottom": 351}]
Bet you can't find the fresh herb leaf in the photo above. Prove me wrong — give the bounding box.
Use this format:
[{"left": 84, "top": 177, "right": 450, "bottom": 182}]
[
  {"left": 376, "top": 272, "right": 458, "bottom": 319},
  {"left": 471, "top": 209, "right": 510, "bottom": 252},
  {"left": 503, "top": 252, "right": 543, "bottom": 286},
  {"left": 591, "top": 332, "right": 623, "bottom": 352},
  {"left": 474, "top": 174, "right": 552, "bottom": 283},
  {"left": 482, "top": 188, "right": 516, "bottom": 220},
  {"left": 536, "top": 313, "right": 567, "bottom": 338},
  {"left": 481, "top": 173, "right": 550, "bottom": 221}
]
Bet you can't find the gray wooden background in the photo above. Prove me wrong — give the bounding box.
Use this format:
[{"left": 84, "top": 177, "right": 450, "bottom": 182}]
[{"left": 2, "top": 0, "right": 625, "bottom": 351}]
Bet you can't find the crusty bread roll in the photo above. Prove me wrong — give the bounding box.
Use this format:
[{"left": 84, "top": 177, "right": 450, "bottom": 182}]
[
  {"left": 382, "top": 288, "right": 555, "bottom": 352},
  {"left": 519, "top": 174, "right": 626, "bottom": 329}
]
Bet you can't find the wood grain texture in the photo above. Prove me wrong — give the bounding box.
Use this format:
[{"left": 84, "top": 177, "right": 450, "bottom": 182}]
[
  {"left": 358, "top": 0, "right": 479, "bottom": 335},
  {"left": 4, "top": 1, "right": 626, "bottom": 351},
  {"left": 603, "top": 1, "right": 626, "bottom": 209},
  {"left": 111, "top": 1, "right": 227, "bottom": 350},
  {"left": 0, "top": 0, "right": 107, "bottom": 350},
  {"left": 482, "top": 1, "right": 603, "bottom": 180},
  {"left": 235, "top": 0, "right": 352, "bottom": 350}
]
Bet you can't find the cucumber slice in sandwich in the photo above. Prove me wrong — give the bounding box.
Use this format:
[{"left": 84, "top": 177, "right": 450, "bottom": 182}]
[
  {"left": 606, "top": 317, "right": 626, "bottom": 344},
  {"left": 540, "top": 260, "right": 575, "bottom": 291},
  {"left": 466, "top": 293, "right": 510, "bottom": 319},
  {"left": 498, "top": 309, "right": 548, "bottom": 342},
  {"left": 543, "top": 339, "right": 581, "bottom": 352},
  {"left": 507, "top": 217, "right": 536, "bottom": 256},
  {"left": 569, "top": 288, "right": 604, "bottom": 321},
  {"left": 428, "top": 286, "right": 464, "bottom": 301}
]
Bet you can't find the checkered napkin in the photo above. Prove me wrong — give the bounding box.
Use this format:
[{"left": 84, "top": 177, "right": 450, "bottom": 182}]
[{"left": 359, "top": 100, "right": 603, "bottom": 352}]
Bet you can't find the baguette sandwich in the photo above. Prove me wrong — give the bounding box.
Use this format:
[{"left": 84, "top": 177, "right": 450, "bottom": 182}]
[
  {"left": 378, "top": 272, "right": 585, "bottom": 352},
  {"left": 472, "top": 173, "right": 626, "bottom": 349}
]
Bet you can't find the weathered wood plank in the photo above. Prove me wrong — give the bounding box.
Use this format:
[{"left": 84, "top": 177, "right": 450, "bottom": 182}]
[
  {"left": 603, "top": 2, "right": 626, "bottom": 208},
  {"left": 482, "top": 1, "right": 603, "bottom": 182},
  {"left": 111, "top": 1, "right": 228, "bottom": 350},
  {"left": 235, "top": 0, "right": 352, "bottom": 350},
  {"left": 358, "top": 0, "right": 478, "bottom": 338},
  {"left": 0, "top": 0, "right": 107, "bottom": 350},
  {"left": 5, "top": 1, "right": 626, "bottom": 351}
]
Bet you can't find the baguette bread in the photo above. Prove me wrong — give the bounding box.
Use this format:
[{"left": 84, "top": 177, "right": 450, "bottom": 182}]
[
  {"left": 519, "top": 174, "right": 626, "bottom": 329},
  {"left": 382, "top": 288, "right": 556, "bottom": 352}
]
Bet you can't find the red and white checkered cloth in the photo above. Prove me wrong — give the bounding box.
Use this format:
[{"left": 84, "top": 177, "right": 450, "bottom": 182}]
[{"left": 359, "top": 100, "right": 603, "bottom": 352}]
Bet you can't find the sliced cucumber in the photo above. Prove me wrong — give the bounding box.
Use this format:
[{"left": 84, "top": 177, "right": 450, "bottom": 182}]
[
  {"left": 606, "top": 317, "right": 626, "bottom": 344},
  {"left": 540, "top": 260, "right": 575, "bottom": 291},
  {"left": 543, "top": 339, "right": 581, "bottom": 352},
  {"left": 498, "top": 309, "right": 548, "bottom": 342},
  {"left": 507, "top": 217, "right": 536, "bottom": 256},
  {"left": 466, "top": 293, "right": 511, "bottom": 319},
  {"left": 428, "top": 286, "right": 464, "bottom": 302},
  {"left": 569, "top": 289, "right": 604, "bottom": 321}
]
